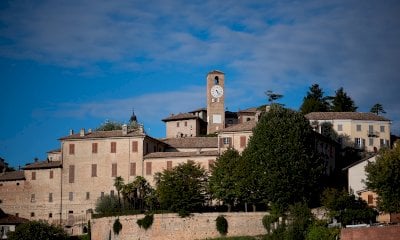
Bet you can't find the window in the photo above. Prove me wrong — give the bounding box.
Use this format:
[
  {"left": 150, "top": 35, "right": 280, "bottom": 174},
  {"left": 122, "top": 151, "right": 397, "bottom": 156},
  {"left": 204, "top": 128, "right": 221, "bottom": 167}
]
[
  {"left": 49, "top": 193, "right": 53, "bottom": 202},
  {"left": 132, "top": 141, "right": 138, "bottom": 152},
  {"left": 176, "top": 122, "right": 180, "bottom": 127},
  {"left": 240, "top": 136, "right": 246, "bottom": 148},
  {"left": 31, "top": 212, "right": 35, "bottom": 217},
  {"left": 337, "top": 124, "right": 343, "bottom": 131},
  {"left": 69, "top": 192, "right": 73, "bottom": 201},
  {"left": 31, "top": 194, "right": 35, "bottom": 203},
  {"left": 222, "top": 137, "right": 232, "bottom": 147},
  {"left": 214, "top": 76, "right": 219, "bottom": 85},
  {"left": 356, "top": 125, "right": 361, "bottom": 131},
  {"left": 184, "top": 121, "right": 187, "bottom": 127},
  {"left": 355, "top": 138, "right": 362, "bottom": 148},
  {"left": 130, "top": 163, "right": 136, "bottom": 176},
  {"left": 69, "top": 144, "right": 75, "bottom": 155},
  {"left": 86, "top": 192, "right": 90, "bottom": 200},
  {"left": 380, "top": 126, "right": 385, "bottom": 132},
  {"left": 91, "top": 164, "right": 97, "bottom": 177},
  {"left": 111, "top": 142, "right": 117, "bottom": 153},
  {"left": 146, "top": 162, "right": 152, "bottom": 175},
  {"left": 368, "top": 194, "right": 373, "bottom": 204},
  {"left": 110, "top": 190, "right": 114, "bottom": 197},
  {"left": 92, "top": 143, "right": 98, "bottom": 153},
  {"left": 49, "top": 213, "right": 53, "bottom": 218},
  {"left": 112, "top": 163, "right": 117, "bottom": 177},
  {"left": 167, "top": 161, "right": 172, "bottom": 170},
  {"left": 69, "top": 165, "right": 75, "bottom": 183},
  {"left": 369, "top": 138, "right": 374, "bottom": 146},
  {"left": 380, "top": 139, "right": 388, "bottom": 147},
  {"left": 101, "top": 192, "right": 104, "bottom": 198},
  {"left": 49, "top": 170, "right": 53, "bottom": 179},
  {"left": 369, "top": 125, "right": 374, "bottom": 132},
  {"left": 31, "top": 172, "right": 36, "bottom": 180},
  {"left": 15, "top": 213, "right": 19, "bottom": 217}
]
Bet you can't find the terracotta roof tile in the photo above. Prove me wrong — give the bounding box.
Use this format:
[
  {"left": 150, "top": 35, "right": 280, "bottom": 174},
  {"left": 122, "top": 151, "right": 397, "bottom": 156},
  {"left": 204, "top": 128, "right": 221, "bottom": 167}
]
[
  {"left": 23, "top": 160, "right": 62, "bottom": 170},
  {"left": 305, "top": 112, "right": 390, "bottom": 121},
  {"left": 238, "top": 107, "right": 258, "bottom": 113},
  {"left": 220, "top": 120, "right": 257, "bottom": 132},
  {"left": 0, "top": 171, "right": 25, "bottom": 181},
  {"left": 162, "top": 137, "right": 218, "bottom": 148},
  {"left": 59, "top": 129, "right": 145, "bottom": 140},
  {"left": 189, "top": 107, "right": 207, "bottom": 113},
  {"left": 144, "top": 150, "right": 219, "bottom": 159},
  {"left": 162, "top": 113, "right": 199, "bottom": 122}
]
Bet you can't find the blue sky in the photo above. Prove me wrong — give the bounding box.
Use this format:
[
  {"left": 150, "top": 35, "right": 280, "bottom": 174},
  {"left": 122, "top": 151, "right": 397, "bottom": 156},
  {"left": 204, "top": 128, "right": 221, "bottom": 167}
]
[{"left": 1, "top": 0, "right": 399, "bottom": 168}]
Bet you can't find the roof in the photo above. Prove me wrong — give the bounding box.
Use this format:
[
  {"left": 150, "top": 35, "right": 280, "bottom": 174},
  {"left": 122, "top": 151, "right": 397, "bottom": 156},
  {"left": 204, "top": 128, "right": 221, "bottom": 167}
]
[
  {"left": 162, "top": 113, "right": 199, "bottom": 122},
  {"left": 220, "top": 120, "right": 257, "bottom": 133},
  {"left": 162, "top": 137, "right": 218, "bottom": 148},
  {"left": 238, "top": 107, "right": 258, "bottom": 113},
  {"left": 23, "top": 160, "right": 62, "bottom": 170},
  {"left": 0, "top": 171, "right": 25, "bottom": 181},
  {"left": 189, "top": 107, "right": 207, "bottom": 113},
  {"left": 144, "top": 150, "right": 219, "bottom": 159},
  {"left": 208, "top": 70, "right": 224, "bottom": 74},
  {"left": 47, "top": 148, "right": 61, "bottom": 153},
  {"left": 0, "top": 209, "right": 29, "bottom": 225},
  {"left": 59, "top": 129, "right": 145, "bottom": 140},
  {"left": 342, "top": 154, "right": 377, "bottom": 170},
  {"left": 305, "top": 112, "right": 390, "bottom": 121}
]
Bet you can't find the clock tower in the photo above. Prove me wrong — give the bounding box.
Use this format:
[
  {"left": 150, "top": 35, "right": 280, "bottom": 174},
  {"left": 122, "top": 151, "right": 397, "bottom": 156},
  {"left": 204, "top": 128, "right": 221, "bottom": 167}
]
[{"left": 207, "top": 70, "right": 225, "bottom": 134}]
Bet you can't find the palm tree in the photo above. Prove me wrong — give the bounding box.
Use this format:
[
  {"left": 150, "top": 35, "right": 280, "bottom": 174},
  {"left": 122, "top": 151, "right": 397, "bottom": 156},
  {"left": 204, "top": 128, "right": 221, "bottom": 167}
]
[
  {"left": 370, "top": 103, "right": 386, "bottom": 115},
  {"left": 114, "top": 176, "right": 125, "bottom": 210}
]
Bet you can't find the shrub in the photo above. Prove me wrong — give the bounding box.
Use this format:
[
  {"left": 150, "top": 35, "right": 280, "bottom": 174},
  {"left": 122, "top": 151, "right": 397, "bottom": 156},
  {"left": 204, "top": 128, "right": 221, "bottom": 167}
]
[
  {"left": 262, "top": 214, "right": 279, "bottom": 233},
  {"left": 113, "top": 218, "right": 122, "bottom": 235},
  {"left": 95, "top": 194, "right": 119, "bottom": 214},
  {"left": 8, "top": 221, "right": 68, "bottom": 240},
  {"left": 137, "top": 214, "right": 154, "bottom": 230},
  {"left": 216, "top": 215, "right": 228, "bottom": 235}
]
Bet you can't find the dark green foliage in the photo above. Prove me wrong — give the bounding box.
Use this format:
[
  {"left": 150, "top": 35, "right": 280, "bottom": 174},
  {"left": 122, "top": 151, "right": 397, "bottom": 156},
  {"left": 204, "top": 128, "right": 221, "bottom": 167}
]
[
  {"left": 216, "top": 215, "right": 228, "bottom": 235},
  {"left": 365, "top": 142, "right": 400, "bottom": 213},
  {"left": 370, "top": 103, "right": 386, "bottom": 115},
  {"left": 113, "top": 218, "right": 122, "bottom": 235},
  {"left": 241, "top": 105, "right": 325, "bottom": 211},
  {"left": 155, "top": 161, "right": 208, "bottom": 217},
  {"left": 7, "top": 221, "right": 68, "bottom": 240},
  {"left": 320, "top": 122, "right": 338, "bottom": 141},
  {"left": 284, "top": 203, "right": 314, "bottom": 240},
  {"left": 96, "top": 120, "right": 123, "bottom": 131},
  {"left": 95, "top": 194, "right": 119, "bottom": 214},
  {"left": 330, "top": 87, "right": 357, "bottom": 112},
  {"left": 300, "top": 84, "right": 330, "bottom": 114},
  {"left": 137, "top": 214, "right": 154, "bottom": 230},
  {"left": 306, "top": 221, "right": 340, "bottom": 240},
  {"left": 122, "top": 176, "right": 155, "bottom": 212},
  {"left": 209, "top": 148, "right": 241, "bottom": 211},
  {"left": 262, "top": 214, "right": 279, "bottom": 233},
  {"left": 321, "top": 188, "right": 377, "bottom": 225}
]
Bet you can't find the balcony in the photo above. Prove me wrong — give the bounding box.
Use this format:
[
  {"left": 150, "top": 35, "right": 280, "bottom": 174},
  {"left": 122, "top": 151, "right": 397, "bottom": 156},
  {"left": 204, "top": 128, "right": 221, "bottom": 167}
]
[{"left": 368, "top": 131, "right": 379, "bottom": 138}]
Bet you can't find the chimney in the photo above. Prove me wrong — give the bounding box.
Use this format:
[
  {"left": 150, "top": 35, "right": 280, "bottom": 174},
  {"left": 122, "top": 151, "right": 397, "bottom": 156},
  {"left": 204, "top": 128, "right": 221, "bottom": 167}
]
[
  {"left": 69, "top": 129, "right": 74, "bottom": 135},
  {"left": 88, "top": 128, "right": 92, "bottom": 133},
  {"left": 122, "top": 124, "right": 128, "bottom": 135},
  {"left": 80, "top": 128, "right": 85, "bottom": 137}
]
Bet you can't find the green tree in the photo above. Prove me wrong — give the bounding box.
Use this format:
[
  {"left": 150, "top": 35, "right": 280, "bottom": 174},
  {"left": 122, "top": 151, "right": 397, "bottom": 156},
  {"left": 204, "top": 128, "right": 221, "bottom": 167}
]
[
  {"left": 7, "top": 221, "right": 68, "bottom": 240},
  {"left": 370, "top": 103, "right": 386, "bottom": 115},
  {"left": 300, "top": 84, "right": 330, "bottom": 114},
  {"left": 95, "top": 194, "right": 119, "bottom": 214},
  {"left": 241, "top": 105, "right": 325, "bottom": 211},
  {"left": 114, "top": 176, "right": 125, "bottom": 209},
  {"left": 265, "top": 90, "right": 283, "bottom": 105},
  {"left": 321, "top": 188, "right": 377, "bottom": 225},
  {"left": 365, "top": 142, "right": 400, "bottom": 213},
  {"left": 95, "top": 120, "right": 123, "bottom": 131},
  {"left": 330, "top": 87, "right": 357, "bottom": 112},
  {"left": 285, "top": 203, "right": 314, "bottom": 240},
  {"left": 209, "top": 148, "right": 241, "bottom": 212},
  {"left": 155, "top": 161, "right": 208, "bottom": 217}
]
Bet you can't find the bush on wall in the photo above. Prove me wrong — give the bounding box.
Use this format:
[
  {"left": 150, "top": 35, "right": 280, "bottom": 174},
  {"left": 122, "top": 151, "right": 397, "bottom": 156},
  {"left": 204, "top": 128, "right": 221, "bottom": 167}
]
[
  {"left": 137, "top": 214, "right": 154, "bottom": 230},
  {"left": 216, "top": 215, "right": 228, "bottom": 236}
]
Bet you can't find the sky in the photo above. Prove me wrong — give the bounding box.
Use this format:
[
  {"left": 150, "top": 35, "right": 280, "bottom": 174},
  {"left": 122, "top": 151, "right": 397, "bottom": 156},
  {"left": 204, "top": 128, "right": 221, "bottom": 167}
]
[{"left": 1, "top": 0, "right": 399, "bottom": 169}]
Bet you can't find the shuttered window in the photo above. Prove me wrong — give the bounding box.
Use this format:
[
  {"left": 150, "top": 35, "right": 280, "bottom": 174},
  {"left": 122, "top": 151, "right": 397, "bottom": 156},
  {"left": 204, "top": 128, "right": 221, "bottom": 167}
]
[
  {"left": 91, "top": 164, "right": 97, "bottom": 177},
  {"left": 111, "top": 142, "right": 117, "bottom": 153},
  {"left": 31, "top": 172, "right": 36, "bottom": 180},
  {"left": 132, "top": 141, "right": 138, "bottom": 152},
  {"left": 130, "top": 163, "right": 136, "bottom": 176},
  {"left": 69, "top": 165, "right": 75, "bottom": 183},
  {"left": 240, "top": 136, "right": 246, "bottom": 148},
  {"left": 146, "top": 162, "right": 152, "bottom": 175},
  {"left": 69, "top": 144, "right": 75, "bottom": 155},
  {"left": 112, "top": 163, "right": 117, "bottom": 177},
  {"left": 92, "top": 143, "right": 98, "bottom": 153},
  {"left": 49, "top": 170, "right": 53, "bottom": 179}
]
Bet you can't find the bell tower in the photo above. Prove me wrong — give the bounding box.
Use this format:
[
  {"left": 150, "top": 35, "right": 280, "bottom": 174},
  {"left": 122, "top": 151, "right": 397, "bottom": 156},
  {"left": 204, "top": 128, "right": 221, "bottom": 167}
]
[{"left": 206, "top": 70, "right": 225, "bottom": 134}]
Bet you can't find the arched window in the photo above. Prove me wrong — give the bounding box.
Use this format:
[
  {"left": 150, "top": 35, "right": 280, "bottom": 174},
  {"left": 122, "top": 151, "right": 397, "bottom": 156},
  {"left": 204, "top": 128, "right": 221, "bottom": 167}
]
[{"left": 214, "top": 76, "right": 219, "bottom": 85}]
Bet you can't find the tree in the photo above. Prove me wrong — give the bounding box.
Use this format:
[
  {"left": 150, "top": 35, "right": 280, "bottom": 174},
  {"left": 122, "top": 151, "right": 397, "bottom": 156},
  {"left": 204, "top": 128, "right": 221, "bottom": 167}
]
[
  {"left": 241, "top": 105, "right": 326, "bottom": 211},
  {"left": 7, "top": 221, "right": 68, "bottom": 240},
  {"left": 321, "top": 188, "right": 377, "bottom": 225},
  {"left": 365, "top": 142, "right": 400, "bottom": 213},
  {"left": 330, "top": 87, "right": 357, "bottom": 112},
  {"left": 114, "top": 176, "right": 125, "bottom": 208},
  {"left": 209, "top": 148, "right": 241, "bottom": 211},
  {"left": 96, "top": 120, "right": 123, "bottom": 131},
  {"left": 95, "top": 194, "right": 119, "bottom": 214},
  {"left": 265, "top": 90, "right": 283, "bottom": 105},
  {"left": 155, "top": 161, "right": 208, "bottom": 217},
  {"left": 370, "top": 103, "right": 386, "bottom": 115},
  {"left": 300, "top": 84, "right": 330, "bottom": 114}
]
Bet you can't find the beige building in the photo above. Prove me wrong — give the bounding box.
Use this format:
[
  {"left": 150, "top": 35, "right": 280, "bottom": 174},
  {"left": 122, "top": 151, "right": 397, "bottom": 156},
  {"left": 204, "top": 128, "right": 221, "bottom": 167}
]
[{"left": 306, "top": 112, "right": 391, "bottom": 152}]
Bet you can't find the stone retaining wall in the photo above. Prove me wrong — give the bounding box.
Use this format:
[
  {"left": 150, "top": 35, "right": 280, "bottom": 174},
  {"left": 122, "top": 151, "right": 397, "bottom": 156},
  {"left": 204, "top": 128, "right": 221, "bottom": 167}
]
[{"left": 91, "top": 212, "right": 267, "bottom": 240}]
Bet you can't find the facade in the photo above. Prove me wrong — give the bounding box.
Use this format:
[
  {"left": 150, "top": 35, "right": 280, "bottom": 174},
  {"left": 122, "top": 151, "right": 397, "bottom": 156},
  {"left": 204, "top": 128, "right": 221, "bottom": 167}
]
[{"left": 306, "top": 112, "right": 391, "bottom": 152}]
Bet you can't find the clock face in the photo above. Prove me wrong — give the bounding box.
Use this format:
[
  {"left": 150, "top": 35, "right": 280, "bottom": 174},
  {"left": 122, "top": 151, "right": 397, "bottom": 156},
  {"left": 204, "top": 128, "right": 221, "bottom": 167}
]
[{"left": 211, "top": 85, "right": 224, "bottom": 98}]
